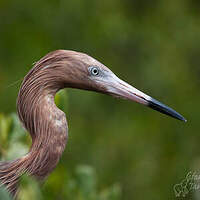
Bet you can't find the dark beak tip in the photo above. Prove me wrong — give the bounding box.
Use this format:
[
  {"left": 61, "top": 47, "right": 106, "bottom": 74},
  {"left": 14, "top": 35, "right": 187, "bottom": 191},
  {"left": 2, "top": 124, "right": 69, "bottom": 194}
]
[
  {"left": 172, "top": 113, "right": 187, "bottom": 123},
  {"left": 148, "top": 98, "right": 187, "bottom": 122},
  {"left": 181, "top": 117, "right": 187, "bottom": 123}
]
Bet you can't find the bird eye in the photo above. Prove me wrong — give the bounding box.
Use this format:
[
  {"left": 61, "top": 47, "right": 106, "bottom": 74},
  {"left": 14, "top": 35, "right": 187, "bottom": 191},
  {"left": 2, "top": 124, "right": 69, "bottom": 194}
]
[{"left": 89, "top": 67, "right": 99, "bottom": 76}]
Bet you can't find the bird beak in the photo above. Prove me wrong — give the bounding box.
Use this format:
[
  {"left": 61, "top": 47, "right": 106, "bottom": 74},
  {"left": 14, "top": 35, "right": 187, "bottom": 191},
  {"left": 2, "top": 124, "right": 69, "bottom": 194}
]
[{"left": 106, "top": 74, "right": 186, "bottom": 122}]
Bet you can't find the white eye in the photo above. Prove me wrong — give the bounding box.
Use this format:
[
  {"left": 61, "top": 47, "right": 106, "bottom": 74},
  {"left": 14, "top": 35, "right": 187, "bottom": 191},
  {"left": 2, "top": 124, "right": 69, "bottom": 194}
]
[{"left": 90, "top": 67, "right": 99, "bottom": 76}]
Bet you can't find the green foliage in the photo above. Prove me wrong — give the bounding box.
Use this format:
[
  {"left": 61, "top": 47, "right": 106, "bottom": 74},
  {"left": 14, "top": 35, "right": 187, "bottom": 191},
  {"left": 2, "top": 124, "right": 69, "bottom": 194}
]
[
  {"left": 18, "top": 175, "right": 43, "bottom": 200},
  {"left": 0, "top": 113, "right": 28, "bottom": 160},
  {"left": 63, "top": 165, "right": 121, "bottom": 200},
  {"left": 0, "top": 186, "right": 12, "bottom": 200},
  {"left": 55, "top": 89, "right": 68, "bottom": 111}
]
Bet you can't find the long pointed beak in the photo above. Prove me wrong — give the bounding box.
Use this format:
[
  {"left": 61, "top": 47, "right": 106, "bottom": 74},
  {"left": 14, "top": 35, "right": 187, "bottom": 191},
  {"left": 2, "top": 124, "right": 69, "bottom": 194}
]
[{"left": 106, "top": 75, "right": 186, "bottom": 122}]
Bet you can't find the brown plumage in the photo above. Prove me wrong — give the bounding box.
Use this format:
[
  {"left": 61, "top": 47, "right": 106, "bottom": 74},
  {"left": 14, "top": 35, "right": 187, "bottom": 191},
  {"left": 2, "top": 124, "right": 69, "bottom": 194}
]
[{"left": 0, "top": 50, "right": 186, "bottom": 198}]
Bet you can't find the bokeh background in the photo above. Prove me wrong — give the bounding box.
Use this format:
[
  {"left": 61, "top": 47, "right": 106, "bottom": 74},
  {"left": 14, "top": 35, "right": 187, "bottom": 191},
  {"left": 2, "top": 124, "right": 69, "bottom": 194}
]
[{"left": 0, "top": 0, "right": 200, "bottom": 199}]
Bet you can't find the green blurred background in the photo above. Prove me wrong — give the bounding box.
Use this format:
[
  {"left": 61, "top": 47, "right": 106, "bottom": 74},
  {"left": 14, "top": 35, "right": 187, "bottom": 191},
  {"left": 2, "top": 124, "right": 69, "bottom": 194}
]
[{"left": 0, "top": 0, "right": 200, "bottom": 199}]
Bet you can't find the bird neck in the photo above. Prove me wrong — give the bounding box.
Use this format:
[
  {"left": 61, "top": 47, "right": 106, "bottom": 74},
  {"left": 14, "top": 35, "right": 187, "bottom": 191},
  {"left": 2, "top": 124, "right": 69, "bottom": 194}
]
[
  {"left": 17, "top": 83, "right": 68, "bottom": 179},
  {"left": 31, "top": 92, "right": 68, "bottom": 150}
]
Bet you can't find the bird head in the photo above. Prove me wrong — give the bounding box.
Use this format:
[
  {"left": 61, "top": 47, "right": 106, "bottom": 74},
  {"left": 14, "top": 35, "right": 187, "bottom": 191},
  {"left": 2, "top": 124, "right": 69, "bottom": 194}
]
[{"left": 39, "top": 50, "right": 186, "bottom": 122}]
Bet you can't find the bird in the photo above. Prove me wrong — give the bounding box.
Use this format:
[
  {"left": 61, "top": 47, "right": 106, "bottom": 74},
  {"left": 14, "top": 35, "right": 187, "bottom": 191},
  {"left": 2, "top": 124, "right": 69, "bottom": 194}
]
[{"left": 0, "top": 50, "right": 186, "bottom": 198}]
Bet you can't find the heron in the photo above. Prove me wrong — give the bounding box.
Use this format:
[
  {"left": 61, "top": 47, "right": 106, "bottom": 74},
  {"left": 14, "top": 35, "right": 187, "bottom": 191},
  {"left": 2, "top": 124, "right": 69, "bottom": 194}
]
[{"left": 0, "top": 50, "right": 186, "bottom": 198}]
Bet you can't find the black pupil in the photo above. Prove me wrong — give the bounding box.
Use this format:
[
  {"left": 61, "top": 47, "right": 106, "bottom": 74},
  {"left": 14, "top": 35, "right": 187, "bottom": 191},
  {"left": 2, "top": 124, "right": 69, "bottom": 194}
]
[{"left": 93, "top": 68, "right": 98, "bottom": 74}]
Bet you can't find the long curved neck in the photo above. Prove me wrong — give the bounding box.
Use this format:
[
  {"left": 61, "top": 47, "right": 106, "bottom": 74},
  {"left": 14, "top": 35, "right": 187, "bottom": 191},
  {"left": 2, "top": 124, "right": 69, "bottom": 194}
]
[{"left": 16, "top": 66, "right": 68, "bottom": 179}]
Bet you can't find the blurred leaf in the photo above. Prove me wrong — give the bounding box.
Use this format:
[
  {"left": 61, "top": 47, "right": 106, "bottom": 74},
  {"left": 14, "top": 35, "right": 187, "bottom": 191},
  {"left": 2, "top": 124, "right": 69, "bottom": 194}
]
[
  {"left": 55, "top": 89, "right": 68, "bottom": 111},
  {"left": 76, "top": 165, "right": 97, "bottom": 195},
  {"left": 0, "top": 113, "right": 12, "bottom": 152},
  {"left": 18, "top": 174, "right": 43, "bottom": 200},
  {"left": 99, "top": 184, "right": 121, "bottom": 200},
  {"left": 0, "top": 185, "right": 12, "bottom": 200}
]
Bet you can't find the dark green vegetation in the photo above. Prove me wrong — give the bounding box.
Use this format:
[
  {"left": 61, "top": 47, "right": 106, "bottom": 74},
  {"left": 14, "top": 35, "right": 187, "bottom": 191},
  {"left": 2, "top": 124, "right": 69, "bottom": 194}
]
[{"left": 0, "top": 0, "right": 199, "bottom": 199}]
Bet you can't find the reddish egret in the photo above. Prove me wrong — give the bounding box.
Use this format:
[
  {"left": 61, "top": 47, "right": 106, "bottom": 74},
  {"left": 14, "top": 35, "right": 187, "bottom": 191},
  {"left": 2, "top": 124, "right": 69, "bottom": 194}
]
[{"left": 0, "top": 50, "right": 186, "bottom": 197}]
